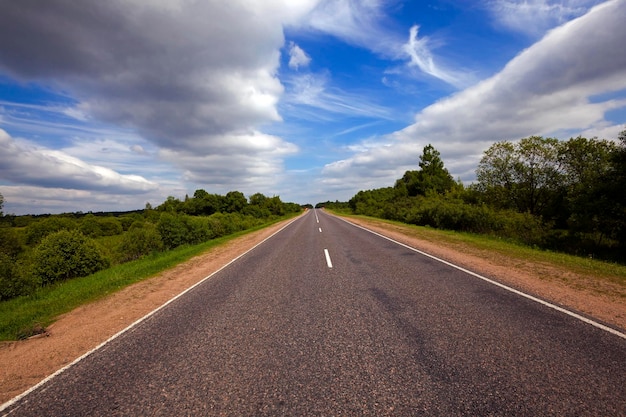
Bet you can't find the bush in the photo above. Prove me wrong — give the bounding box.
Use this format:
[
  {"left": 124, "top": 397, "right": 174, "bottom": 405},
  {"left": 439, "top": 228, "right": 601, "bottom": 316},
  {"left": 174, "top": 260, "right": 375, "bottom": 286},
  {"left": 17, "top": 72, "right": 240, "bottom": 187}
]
[
  {"left": 0, "top": 254, "right": 32, "bottom": 300},
  {"left": 98, "top": 217, "right": 123, "bottom": 236},
  {"left": 33, "top": 230, "right": 110, "bottom": 285},
  {"left": 0, "top": 227, "right": 22, "bottom": 258},
  {"left": 182, "top": 216, "right": 212, "bottom": 245},
  {"left": 157, "top": 213, "right": 189, "bottom": 249},
  {"left": 26, "top": 217, "right": 77, "bottom": 245},
  {"left": 117, "top": 223, "right": 163, "bottom": 262}
]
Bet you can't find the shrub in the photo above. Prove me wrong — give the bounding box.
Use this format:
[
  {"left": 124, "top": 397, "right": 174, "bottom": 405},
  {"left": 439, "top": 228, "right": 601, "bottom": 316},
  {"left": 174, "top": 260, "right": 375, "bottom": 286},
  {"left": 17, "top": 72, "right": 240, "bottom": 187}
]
[
  {"left": 33, "top": 230, "right": 110, "bottom": 285},
  {"left": 182, "top": 216, "right": 211, "bottom": 245},
  {"left": 0, "top": 254, "right": 28, "bottom": 300},
  {"left": 117, "top": 223, "right": 164, "bottom": 262},
  {"left": 0, "top": 227, "right": 22, "bottom": 258},
  {"left": 26, "top": 217, "right": 77, "bottom": 245},
  {"left": 157, "top": 213, "right": 189, "bottom": 249}
]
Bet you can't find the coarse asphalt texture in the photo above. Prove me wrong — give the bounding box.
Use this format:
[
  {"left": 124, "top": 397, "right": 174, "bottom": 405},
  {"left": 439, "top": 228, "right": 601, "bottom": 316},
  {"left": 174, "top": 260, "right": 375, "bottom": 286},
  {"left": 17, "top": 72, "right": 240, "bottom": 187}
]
[{"left": 3, "top": 209, "right": 626, "bottom": 416}]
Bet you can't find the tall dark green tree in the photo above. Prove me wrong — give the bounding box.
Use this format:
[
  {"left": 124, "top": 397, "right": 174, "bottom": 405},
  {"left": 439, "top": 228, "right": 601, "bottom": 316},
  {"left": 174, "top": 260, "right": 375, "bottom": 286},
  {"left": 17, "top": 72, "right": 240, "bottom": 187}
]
[{"left": 395, "top": 144, "right": 455, "bottom": 197}]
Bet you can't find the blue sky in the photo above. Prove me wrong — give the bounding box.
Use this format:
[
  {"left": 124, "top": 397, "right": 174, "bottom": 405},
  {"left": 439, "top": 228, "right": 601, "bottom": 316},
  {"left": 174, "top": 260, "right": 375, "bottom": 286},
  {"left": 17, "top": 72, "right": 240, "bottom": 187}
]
[{"left": 1, "top": 0, "right": 625, "bottom": 215}]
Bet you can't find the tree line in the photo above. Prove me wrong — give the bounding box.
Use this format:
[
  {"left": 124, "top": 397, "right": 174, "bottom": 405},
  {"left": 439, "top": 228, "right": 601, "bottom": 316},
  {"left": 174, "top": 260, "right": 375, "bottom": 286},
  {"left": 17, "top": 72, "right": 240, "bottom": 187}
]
[
  {"left": 0, "top": 191, "right": 302, "bottom": 301},
  {"left": 323, "top": 131, "right": 626, "bottom": 263}
]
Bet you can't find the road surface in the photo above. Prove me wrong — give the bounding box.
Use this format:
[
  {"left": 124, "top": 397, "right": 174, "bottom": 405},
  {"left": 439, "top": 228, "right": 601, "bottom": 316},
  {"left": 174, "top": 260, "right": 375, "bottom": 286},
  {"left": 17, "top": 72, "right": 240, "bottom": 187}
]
[{"left": 3, "top": 209, "right": 625, "bottom": 416}]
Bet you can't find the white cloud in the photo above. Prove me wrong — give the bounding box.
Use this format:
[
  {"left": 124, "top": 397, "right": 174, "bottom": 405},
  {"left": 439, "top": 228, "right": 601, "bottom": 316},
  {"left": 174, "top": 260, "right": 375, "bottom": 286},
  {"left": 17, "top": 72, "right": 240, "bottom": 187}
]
[
  {"left": 301, "top": 0, "right": 470, "bottom": 87},
  {"left": 0, "top": 129, "right": 157, "bottom": 194},
  {"left": 0, "top": 0, "right": 315, "bottom": 205},
  {"left": 322, "top": 0, "right": 626, "bottom": 196},
  {"left": 487, "top": 0, "right": 605, "bottom": 36},
  {"left": 159, "top": 131, "right": 298, "bottom": 194},
  {"left": 0, "top": 184, "right": 176, "bottom": 215},
  {"left": 288, "top": 42, "right": 312, "bottom": 70},
  {"left": 402, "top": 25, "right": 468, "bottom": 88},
  {"left": 283, "top": 72, "right": 392, "bottom": 120}
]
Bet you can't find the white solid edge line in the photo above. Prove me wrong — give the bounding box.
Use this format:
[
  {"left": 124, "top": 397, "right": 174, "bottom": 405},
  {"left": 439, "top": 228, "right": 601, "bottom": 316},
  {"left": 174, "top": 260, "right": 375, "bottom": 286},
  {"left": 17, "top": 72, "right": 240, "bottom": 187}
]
[
  {"left": 0, "top": 214, "right": 305, "bottom": 413},
  {"left": 324, "top": 249, "right": 333, "bottom": 268},
  {"left": 337, "top": 216, "right": 626, "bottom": 340}
]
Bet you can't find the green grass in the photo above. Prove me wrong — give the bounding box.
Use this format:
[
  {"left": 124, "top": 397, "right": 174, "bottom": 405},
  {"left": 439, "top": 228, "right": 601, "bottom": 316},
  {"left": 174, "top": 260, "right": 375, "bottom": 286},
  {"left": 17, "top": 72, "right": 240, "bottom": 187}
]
[
  {"left": 336, "top": 213, "right": 626, "bottom": 286},
  {"left": 0, "top": 216, "right": 294, "bottom": 341}
]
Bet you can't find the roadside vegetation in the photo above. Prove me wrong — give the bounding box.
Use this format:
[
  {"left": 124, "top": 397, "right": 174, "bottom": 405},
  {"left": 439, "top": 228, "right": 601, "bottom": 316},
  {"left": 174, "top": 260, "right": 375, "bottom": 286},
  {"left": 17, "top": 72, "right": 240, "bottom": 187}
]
[
  {"left": 320, "top": 129, "right": 626, "bottom": 265},
  {"left": 0, "top": 190, "right": 302, "bottom": 339}
]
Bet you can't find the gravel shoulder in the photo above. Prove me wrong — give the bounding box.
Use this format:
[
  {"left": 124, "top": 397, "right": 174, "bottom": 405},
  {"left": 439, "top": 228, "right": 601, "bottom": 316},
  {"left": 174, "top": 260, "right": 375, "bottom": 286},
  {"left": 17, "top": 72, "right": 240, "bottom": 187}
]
[{"left": 1, "top": 213, "right": 624, "bottom": 405}]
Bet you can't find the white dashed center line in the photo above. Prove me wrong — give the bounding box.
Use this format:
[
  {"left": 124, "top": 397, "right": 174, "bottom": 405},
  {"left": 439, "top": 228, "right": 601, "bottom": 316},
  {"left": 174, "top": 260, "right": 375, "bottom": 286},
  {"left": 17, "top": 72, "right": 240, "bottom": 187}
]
[{"left": 324, "top": 249, "right": 333, "bottom": 268}]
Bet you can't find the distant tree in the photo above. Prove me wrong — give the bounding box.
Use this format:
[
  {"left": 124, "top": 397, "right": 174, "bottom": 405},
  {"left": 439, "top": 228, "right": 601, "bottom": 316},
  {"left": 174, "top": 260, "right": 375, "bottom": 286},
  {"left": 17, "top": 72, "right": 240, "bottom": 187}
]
[
  {"left": 395, "top": 144, "right": 455, "bottom": 197},
  {"left": 185, "top": 189, "right": 222, "bottom": 215},
  {"left": 248, "top": 192, "right": 268, "bottom": 206},
  {"left": 0, "top": 192, "right": 3, "bottom": 217},
  {"left": 158, "top": 196, "right": 183, "bottom": 212}
]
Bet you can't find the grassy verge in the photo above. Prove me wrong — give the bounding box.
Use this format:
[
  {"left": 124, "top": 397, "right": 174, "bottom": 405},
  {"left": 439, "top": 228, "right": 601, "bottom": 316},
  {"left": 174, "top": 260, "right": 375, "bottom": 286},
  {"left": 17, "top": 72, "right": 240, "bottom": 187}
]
[
  {"left": 334, "top": 212, "right": 626, "bottom": 288},
  {"left": 0, "top": 216, "right": 295, "bottom": 341}
]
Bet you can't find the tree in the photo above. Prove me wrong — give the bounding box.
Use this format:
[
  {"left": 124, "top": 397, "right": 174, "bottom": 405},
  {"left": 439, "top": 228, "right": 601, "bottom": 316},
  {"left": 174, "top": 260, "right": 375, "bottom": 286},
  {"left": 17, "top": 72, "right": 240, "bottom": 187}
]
[
  {"left": 223, "top": 191, "right": 247, "bottom": 213},
  {"left": 559, "top": 136, "right": 617, "bottom": 235},
  {"left": 0, "top": 191, "right": 3, "bottom": 217},
  {"left": 395, "top": 144, "right": 455, "bottom": 197},
  {"left": 476, "top": 136, "right": 564, "bottom": 216},
  {"left": 248, "top": 192, "right": 268, "bottom": 206},
  {"left": 596, "top": 128, "right": 626, "bottom": 246},
  {"left": 158, "top": 196, "right": 183, "bottom": 212}
]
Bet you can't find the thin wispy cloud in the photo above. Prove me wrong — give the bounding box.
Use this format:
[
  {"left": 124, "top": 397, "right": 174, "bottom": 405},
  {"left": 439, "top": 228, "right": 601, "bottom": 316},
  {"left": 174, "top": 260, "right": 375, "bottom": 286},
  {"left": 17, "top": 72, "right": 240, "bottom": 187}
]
[
  {"left": 283, "top": 72, "right": 393, "bottom": 120},
  {"left": 486, "top": 0, "right": 605, "bottom": 36}
]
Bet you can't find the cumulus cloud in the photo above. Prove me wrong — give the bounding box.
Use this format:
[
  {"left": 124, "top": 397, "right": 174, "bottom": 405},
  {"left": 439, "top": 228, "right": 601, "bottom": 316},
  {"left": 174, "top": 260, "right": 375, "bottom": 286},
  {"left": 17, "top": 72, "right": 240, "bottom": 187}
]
[
  {"left": 0, "top": 0, "right": 315, "bottom": 198},
  {"left": 322, "top": 0, "right": 626, "bottom": 193},
  {"left": 288, "top": 42, "right": 312, "bottom": 70},
  {"left": 0, "top": 129, "right": 157, "bottom": 194},
  {"left": 160, "top": 131, "right": 298, "bottom": 193}
]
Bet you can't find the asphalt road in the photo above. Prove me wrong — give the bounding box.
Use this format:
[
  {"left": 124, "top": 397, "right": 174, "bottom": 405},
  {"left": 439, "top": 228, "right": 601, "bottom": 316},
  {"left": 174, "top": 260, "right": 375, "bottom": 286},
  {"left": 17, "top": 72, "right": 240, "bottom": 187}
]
[{"left": 3, "top": 209, "right": 626, "bottom": 416}]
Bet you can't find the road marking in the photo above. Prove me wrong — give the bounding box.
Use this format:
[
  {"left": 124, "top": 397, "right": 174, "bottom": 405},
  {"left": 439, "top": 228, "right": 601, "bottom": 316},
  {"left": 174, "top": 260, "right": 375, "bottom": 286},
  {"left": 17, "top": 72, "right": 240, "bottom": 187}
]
[
  {"left": 319, "top": 228, "right": 322, "bottom": 233},
  {"left": 339, "top": 217, "right": 626, "bottom": 340},
  {"left": 314, "top": 209, "right": 319, "bottom": 223},
  {"left": 324, "top": 249, "right": 333, "bottom": 268}
]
